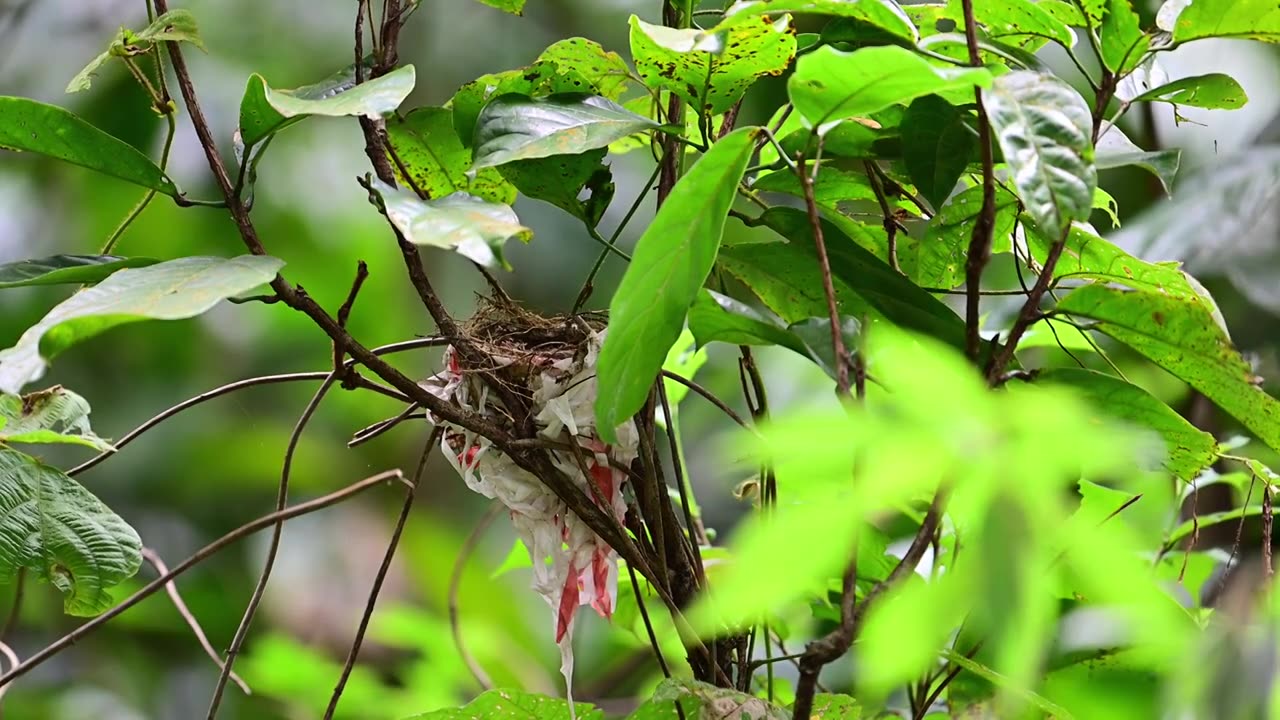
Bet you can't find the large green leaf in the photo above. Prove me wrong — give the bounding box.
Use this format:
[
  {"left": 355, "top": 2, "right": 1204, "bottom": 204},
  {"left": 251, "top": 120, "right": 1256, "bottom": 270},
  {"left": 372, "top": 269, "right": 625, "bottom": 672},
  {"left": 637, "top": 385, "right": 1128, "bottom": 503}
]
[
  {"left": 595, "top": 127, "right": 758, "bottom": 443},
  {"left": 984, "top": 71, "right": 1095, "bottom": 240},
  {"left": 1171, "top": 0, "right": 1280, "bottom": 43},
  {"left": 1033, "top": 369, "right": 1217, "bottom": 481},
  {"left": 1057, "top": 284, "right": 1280, "bottom": 454},
  {"left": 942, "top": 0, "right": 1074, "bottom": 48},
  {"left": 405, "top": 688, "right": 602, "bottom": 719},
  {"left": 718, "top": 239, "right": 875, "bottom": 323},
  {"left": 0, "top": 255, "right": 158, "bottom": 289},
  {"left": 367, "top": 180, "right": 531, "bottom": 269},
  {"left": 1100, "top": 0, "right": 1149, "bottom": 73},
  {"left": 629, "top": 14, "right": 796, "bottom": 116},
  {"left": 0, "top": 448, "right": 141, "bottom": 615},
  {"left": 1131, "top": 74, "right": 1248, "bottom": 109},
  {"left": 0, "top": 97, "right": 178, "bottom": 196},
  {"left": 0, "top": 255, "right": 284, "bottom": 394},
  {"left": 385, "top": 107, "right": 515, "bottom": 204},
  {"left": 1095, "top": 126, "right": 1179, "bottom": 193},
  {"left": 238, "top": 63, "right": 415, "bottom": 148},
  {"left": 451, "top": 61, "right": 598, "bottom": 148},
  {"left": 535, "top": 38, "right": 632, "bottom": 101},
  {"left": 788, "top": 45, "right": 992, "bottom": 129},
  {"left": 472, "top": 94, "right": 664, "bottom": 168},
  {"left": 473, "top": 0, "right": 525, "bottom": 14},
  {"left": 751, "top": 167, "right": 878, "bottom": 206},
  {"left": 906, "top": 184, "right": 1018, "bottom": 288},
  {"left": 901, "top": 95, "right": 977, "bottom": 210},
  {"left": 716, "top": 0, "right": 917, "bottom": 41},
  {"left": 499, "top": 152, "right": 615, "bottom": 227},
  {"left": 0, "top": 386, "right": 112, "bottom": 451},
  {"left": 67, "top": 9, "right": 206, "bottom": 93}
]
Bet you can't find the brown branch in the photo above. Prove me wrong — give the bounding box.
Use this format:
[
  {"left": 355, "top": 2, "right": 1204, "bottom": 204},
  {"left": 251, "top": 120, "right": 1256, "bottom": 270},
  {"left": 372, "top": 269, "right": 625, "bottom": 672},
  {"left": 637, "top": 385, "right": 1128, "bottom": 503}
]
[
  {"left": 961, "top": 0, "right": 997, "bottom": 363},
  {"left": 0, "top": 470, "right": 406, "bottom": 690},
  {"left": 983, "top": 226, "right": 1069, "bottom": 383},
  {"left": 143, "top": 549, "right": 250, "bottom": 695},
  {"left": 324, "top": 427, "right": 442, "bottom": 718},
  {"left": 796, "top": 148, "right": 851, "bottom": 396},
  {"left": 864, "top": 160, "right": 902, "bottom": 273},
  {"left": 0, "top": 570, "right": 23, "bottom": 642},
  {"left": 792, "top": 555, "right": 856, "bottom": 720},
  {"left": 660, "top": 371, "right": 753, "bottom": 432}
]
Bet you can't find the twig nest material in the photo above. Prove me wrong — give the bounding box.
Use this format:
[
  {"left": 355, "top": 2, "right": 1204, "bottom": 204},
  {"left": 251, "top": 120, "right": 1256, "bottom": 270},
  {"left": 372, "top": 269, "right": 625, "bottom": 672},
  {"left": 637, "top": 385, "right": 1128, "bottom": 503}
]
[{"left": 420, "top": 300, "right": 638, "bottom": 703}]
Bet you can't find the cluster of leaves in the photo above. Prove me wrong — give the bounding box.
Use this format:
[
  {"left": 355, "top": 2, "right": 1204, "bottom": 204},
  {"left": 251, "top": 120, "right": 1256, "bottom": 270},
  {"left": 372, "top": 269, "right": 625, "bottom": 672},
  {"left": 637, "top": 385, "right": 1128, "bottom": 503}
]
[{"left": 4, "top": 0, "right": 1280, "bottom": 718}]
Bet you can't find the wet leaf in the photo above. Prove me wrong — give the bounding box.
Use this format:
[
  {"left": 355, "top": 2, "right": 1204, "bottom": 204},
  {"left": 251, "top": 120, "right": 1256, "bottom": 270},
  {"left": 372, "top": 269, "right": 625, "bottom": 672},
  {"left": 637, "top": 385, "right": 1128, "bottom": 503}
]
[{"left": 238, "top": 63, "right": 415, "bottom": 148}]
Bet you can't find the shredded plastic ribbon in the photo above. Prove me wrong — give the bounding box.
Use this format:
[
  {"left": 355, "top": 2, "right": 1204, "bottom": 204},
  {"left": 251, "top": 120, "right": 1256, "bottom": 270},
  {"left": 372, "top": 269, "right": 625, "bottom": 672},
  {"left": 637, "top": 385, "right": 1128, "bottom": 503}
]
[{"left": 422, "top": 330, "right": 638, "bottom": 710}]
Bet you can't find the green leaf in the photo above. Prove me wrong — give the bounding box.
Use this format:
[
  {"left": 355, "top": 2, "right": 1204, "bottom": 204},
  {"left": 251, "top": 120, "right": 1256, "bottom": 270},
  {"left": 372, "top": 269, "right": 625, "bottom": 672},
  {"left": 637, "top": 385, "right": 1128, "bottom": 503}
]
[
  {"left": 751, "top": 167, "right": 877, "bottom": 206},
  {"left": 367, "top": 180, "right": 531, "bottom": 269},
  {"left": 67, "top": 10, "right": 205, "bottom": 93},
  {"left": 404, "top": 689, "right": 602, "bottom": 719},
  {"left": 1057, "top": 284, "right": 1280, "bottom": 455},
  {"left": 901, "top": 96, "right": 977, "bottom": 210},
  {"left": 490, "top": 538, "right": 534, "bottom": 579},
  {"left": 1100, "top": 0, "right": 1149, "bottom": 73},
  {"left": 661, "top": 328, "right": 709, "bottom": 409},
  {"left": 595, "top": 127, "right": 759, "bottom": 443},
  {"left": 983, "top": 71, "right": 1096, "bottom": 240},
  {"left": 0, "top": 97, "right": 179, "bottom": 196},
  {"left": 1171, "top": 0, "right": 1280, "bottom": 43},
  {"left": 0, "top": 386, "right": 112, "bottom": 451},
  {"left": 1165, "top": 504, "right": 1280, "bottom": 549},
  {"left": 67, "top": 49, "right": 114, "bottom": 94},
  {"left": 472, "top": 94, "right": 664, "bottom": 168},
  {"left": 535, "top": 38, "right": 633, "bottom": 101},
  {"left": 0, "top": 255, "right": 284, "bottom": 394},
  {"left": 942, "top": 0, "right": 1074, "bottom": 48},
  {"left": 473, "top": 0, "right": 525, "bottom": 14},
  {"left": 0, "top": 448, "right": 141, "bottom": 615},
  {"left": 651, "top": 680, "right": 789, "bottom": 720},
  {"left": 451, "top": 61, "right": 600, "bottom": 148},
  {"left": 1025, "top": 221, "right": 1208, "bottom": 301},
  {"left": 385, "top": 107, "right": 515, "bottom": 204},
  {"left": 500, "top": 151, "right": 616, "bottom": 227},
  {"left": 238, "top": 63, "right": 415, "bottom": 149},
  {"left": 716, "top": 0, "right": 917, "bottom": 42},
  {"left": 630, "top": 14, "right": 797, "bottom": 116},
  {"left": 1034, "top": 369, "right": 1217, "bottom": 481},
  {"left": 1094, "top": 126, "right": 1179, "bottom": 194},
  {"left": 0, "top": 255, "right": 158, "bottom": 289},
  {"left": 940, "top": 649, "right": 1077, "bottom": 719},
  {"left": 1131, "top": 74, "right": 1249, "bottom": 109},
  {"left": 788, "top": 45, "right": 992, "bottom": 129},
  {"left": 805, "top": 694, "right": 862, "bottom": 719},
  {"left": 907, "top": 184, "right": 1018, "bottom": 288}
]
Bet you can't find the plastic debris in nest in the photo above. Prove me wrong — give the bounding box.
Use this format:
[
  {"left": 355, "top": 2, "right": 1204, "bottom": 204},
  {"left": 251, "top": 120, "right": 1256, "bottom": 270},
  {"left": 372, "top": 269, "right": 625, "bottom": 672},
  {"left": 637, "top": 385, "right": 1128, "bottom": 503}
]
[{"left": 421, "top": 305, "right": 638, "bottom": 709}]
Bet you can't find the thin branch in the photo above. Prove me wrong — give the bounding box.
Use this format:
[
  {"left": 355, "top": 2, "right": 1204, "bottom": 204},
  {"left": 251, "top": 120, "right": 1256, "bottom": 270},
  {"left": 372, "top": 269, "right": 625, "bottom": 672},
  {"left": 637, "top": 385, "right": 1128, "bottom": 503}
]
[
  {"left": 324, "top": 427, "right": 442, "bottom": 718},
  {"left": 984, "top": 225, "right": 1070, "bottom": 382},
  {"left": 449, "top": 503, "right": 499, "bottom": 691},
  {"left": 574, "top": 162, "right": 664, "bottom": 312},
  {"left": 0, "top": 470, "right": 405, "bottom": 690},
  {"left": 796, "top": 143, "right": 851, "bottom": 396},
  {"left": 206, "top": 374, "right": 340, "bottom": 718},
  {"left": 0, "top": 570, "right": 23, "bottom": 642},
  {"left": 659, "top": 371, "right": 753, "bottom": 432},
  {"left": 348, "top": 405, "right": 422, "bottom": 448},
  {"left": 143, "top": 549, "right": 250, "bottom": 695},
  {"left": 863, "top": 160, "right": 901, "bottom": 272},
  {"left": 961, "top": 0, "right": 998, "bottom": 364},
  {"left": 658, "top": 381, "right": 708, "bottom": 573}
]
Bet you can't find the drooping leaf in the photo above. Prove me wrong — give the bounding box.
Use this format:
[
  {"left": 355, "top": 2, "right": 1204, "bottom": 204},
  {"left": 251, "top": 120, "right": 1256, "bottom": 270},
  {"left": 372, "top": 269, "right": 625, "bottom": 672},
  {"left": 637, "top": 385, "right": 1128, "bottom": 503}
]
[
  {"left": 385, "top": 107, "right": 515, "bottom": 204},
  {"left": 238, "top": 63, "right": 415, "bottom": 149},
  {"left": 0, "top": 255, "right": 284, "bottom": 394},
  {"left": 367, "top": 180, "right": 531, "bottom": 269},
  {"left": 1095, "top": 126, "right": 1180, "bottom": 193},
  {"left": 788, "top": 45, "right": 992, "bottom": 129},
  {"left": 751, "top": 166, "right": 878, "bottom": 206},
  {"left": 67, "top": 10, "right": 205, "bottom": 93},
  {"left": 1057, "top": 284, "right": 1280, "bottom": 454},
  {"left": 983, "top": 71, "right": 1095, "bottom": 240},
  {"left": 1100, "top": 0, "right": 1150, "bottom": 73},
  {"left": 0, "top": 255, "right": 158, "bottom": 289},
  {"left": 942, "top": 0, "right": 1074, "bottom": 48},
  {"left": 472, "top": 94, "right": 665, "bottom": 168},
  {"left": 716, "top": 0, "right": 917, "bottom": 42},
  {"left": 718, "top": 239, "right": 874, "bottom": 323},
  {"left": 0, "top": 386, "right": 112, "bottom": 451},
  {"left": 0, "top": 97, "right": 179, "bottom": 196},
  {"left": 901, "top": 95, "right": 977, "bottom": 210},
  {"left": 906, "top": 184, "right": 1018, "bottom": 288},
  {"left": 1131, "top": 74, "right": 1249, "bottom": 109},
  {"left": 595, "top": 127, "right": 759, "bottom": 443},
  {"left": 472, "top": 0, "right": 525, "bottom": 14},
  {"left": 1034, "top": 369, "right": 1217, "bottom": 481},
  {"left": 0, "top": 448, "right": 141, "bottom": 615},
  {"left": 451, "top": 61, "right": 599, "bottom": 148},
  {"left": 501, "top": 151, "right": 616, "bottom": 227},
  {"left": 630, "top": 14, "right": 797, "bottom": 117},
  {"left": 535, "top": 38, "right": 633, "bottom": 101},
  {"left": 1171, "top": 0, "right": 1280, "bottom": 43},
  {"left": 404, "top": 688, "right": 602, "bottom": 719}
]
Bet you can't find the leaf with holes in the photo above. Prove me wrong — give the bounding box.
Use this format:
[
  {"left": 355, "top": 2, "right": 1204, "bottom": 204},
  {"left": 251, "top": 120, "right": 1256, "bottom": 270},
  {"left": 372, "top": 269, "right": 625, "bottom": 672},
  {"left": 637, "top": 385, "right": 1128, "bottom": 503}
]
[
  {"left": 369, "top": 180, "right": 531, "bottom": 270},
  {"left": 941, "top": 0, "right": 1074, "bottom": 48},
  {"left": 789, "top": 45, "right": 991, "bottom": 129},
  {"left": 907, "top": 184, "right": 1018, "bottom": 288},
  {"left": 385, "top": 107, "right": 514, "bottom": 203},
  {"left": 0, "top": 448, "right": 141, "bottom": 615},
  {"left": 0, "top": 255, "right": 284, "bottom": 394},
  {"left": 238, "top": 63, "right": 415, "bottom": 148},
  {"left": 595, "top": 127, "right": 758, "bottom": 443},
  {"left": 0, "top": 97, "right": 178, "bottom": 195},
  {"left": 1100, "top": 0, "right": 1149, "bottom": 72},
  {"left": 901, "top": 95, "right": 977, "bottom": 210},
  {"left": 1095, "top": 126, "right": 1180, "bottom": 193},
  {"left": 0, "top": 386, "right": 112, "bottom": 451},
  {"left": 630, "top": 14, "right": 796, "bottom": 117},
  {"left": 1171, "top": 0, "right": 1280, "bottom": 43},
  {"left": 1034, "top": 369, "right": 1216, "bottom": 481},
  {"left": 716, "top": 0, "right": 917, "bottom": 41},
  {"left": 1057, "top": 284, "right": 1280, "bottom": 454},
  {"left": 536, "top": 38, "right": 632, "bottom": 101},
  {"left": 473, "top": 94, "right": 665, "bottom": 168},
  {"left": 984, "top": 71, "right": 1095, "bottom": 240},
  {"left": 1132, "top": 74, "right": 1249, "bottom": 109},
  {"left": 0, "top": 255, "right": 158, "bottom": 289},
  {"left": 403, "top": 688, "right": 602, "bottom": 719}
]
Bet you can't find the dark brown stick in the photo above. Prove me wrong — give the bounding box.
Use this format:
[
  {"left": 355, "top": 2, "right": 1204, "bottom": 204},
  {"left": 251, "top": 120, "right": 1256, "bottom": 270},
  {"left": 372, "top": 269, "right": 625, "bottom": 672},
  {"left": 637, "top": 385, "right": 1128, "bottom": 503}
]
[{"left": 961, "top": 0, "right": 997, "bottom": 363}]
